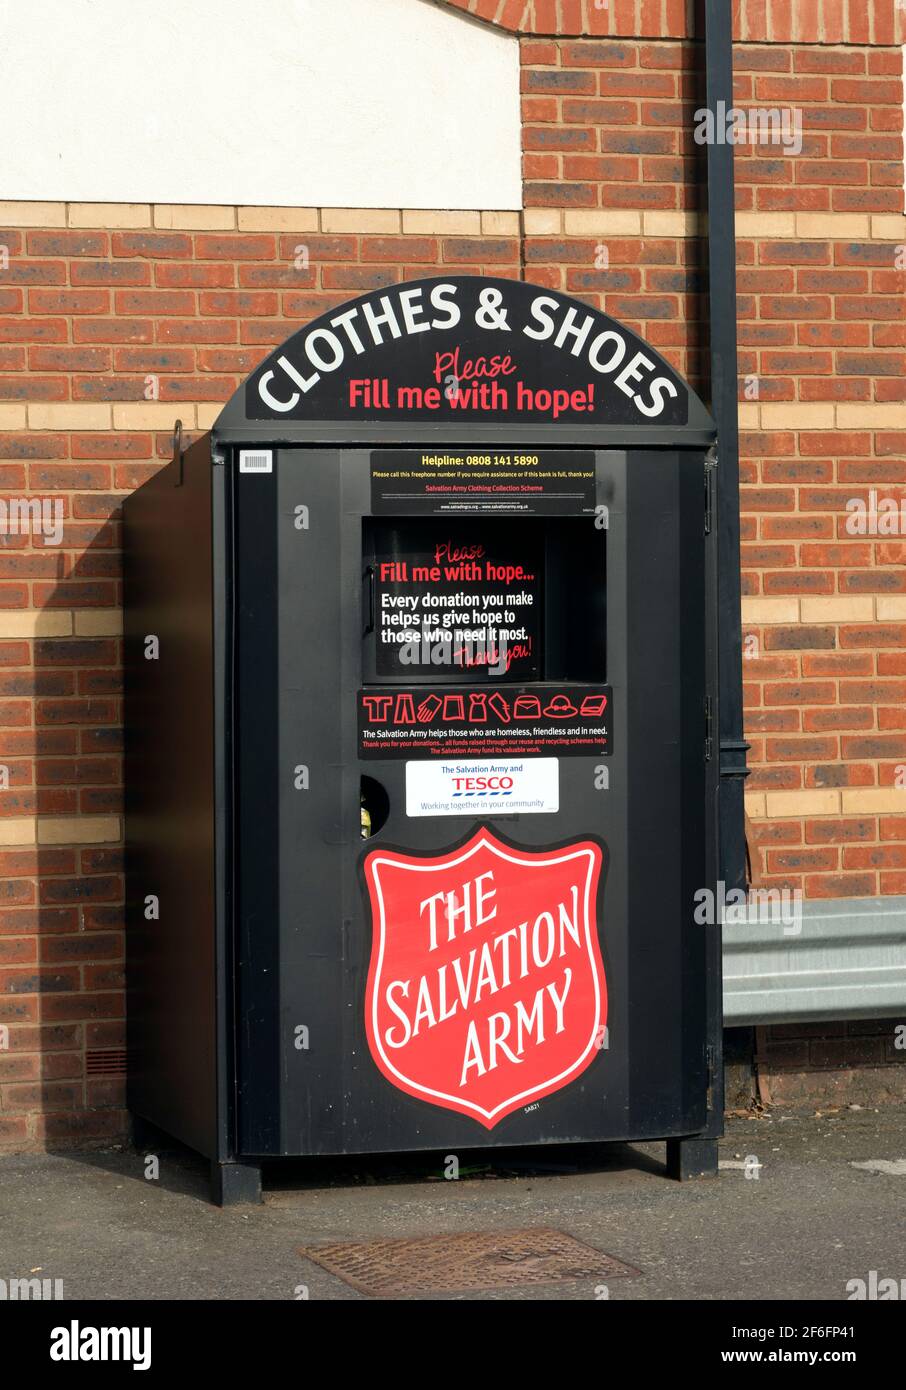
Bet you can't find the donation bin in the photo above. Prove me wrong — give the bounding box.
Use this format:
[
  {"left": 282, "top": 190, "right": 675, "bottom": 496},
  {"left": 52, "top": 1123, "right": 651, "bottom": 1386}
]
[{"left": 124, "top": 276, "right": 722, "bottom": 1204}]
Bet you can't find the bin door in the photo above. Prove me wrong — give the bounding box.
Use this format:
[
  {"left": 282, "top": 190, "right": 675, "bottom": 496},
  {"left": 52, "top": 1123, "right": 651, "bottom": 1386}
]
[{"left": 231, "top": 446, "right": 715, "bottom": 1156}]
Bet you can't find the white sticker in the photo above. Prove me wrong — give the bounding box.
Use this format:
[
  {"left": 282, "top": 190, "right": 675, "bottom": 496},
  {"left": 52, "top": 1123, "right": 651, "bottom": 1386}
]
[
  {"left": 239, "top": 449, "right": 273, "bottom": 473},
  {"left": 405, "top": 758, "right": 559, "bottom": 818}
]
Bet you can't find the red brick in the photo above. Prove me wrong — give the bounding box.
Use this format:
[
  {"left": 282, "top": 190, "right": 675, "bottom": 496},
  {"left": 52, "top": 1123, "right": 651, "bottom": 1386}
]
[
  {"left": 28, "top": 346, "right": 110, "bottom": 372},
  {"left": 763, "top": 681, "right": 837, "bottom": 706},
  {"left": 599, "top": 71, "right": 674, "bottom": 98},
  {"left": 71, "top": 260, "right": 153, "bottom": 287},
  {"left": 194, "top": 234, "right": 276, "bottom": 260},
  {"left": 767, "top": 848, "right": 838, "bottom": 873},
  {"left": 156, "top": 319, "right": 237, "bottom": 344},
  {"left": 763, "top": 626, "right": 837, "bottom": 652},
  {"left": 832, "top": 79, "right": 903, "bottom": 105},
  {"left": 200, "top": 289, "right": 281, "bottom": 315},
  {"left": 840, "top": 625, "right": 906, "bottom": 650},
  {"left": 562, "top": 98, "right": 638, "bottom": 124},
  {"left": 114, "top": 290, "right": 195, "bottom": 316},
  {"left": 559, "top": 40, "right": 635, "bottom": 68},
  {"left": 26, "top": 231, "right": 107, "bottom": 257},
  {"left": 806, "top": 818, "right": 876, "bottom": 844},
  {"left": 155, "top": 263, "right": 234, "bottom": 289},
  {"left": 804, "top": 873, "right": 875, "bottom": 898},
  {"left": 73, "top": 318, "right": 154, "bottom": 344},
  {"left": 844, "top": 845, "right": 906, "bottom": 870},
  {"left": 28, "top": 289, "right": 109, "bottom": 314},
  {"left": 112, "top": 232, "right": 192, "bottom": 259},
  {"left": 1, "top": 259, "right": 66, "bottom": 287}
]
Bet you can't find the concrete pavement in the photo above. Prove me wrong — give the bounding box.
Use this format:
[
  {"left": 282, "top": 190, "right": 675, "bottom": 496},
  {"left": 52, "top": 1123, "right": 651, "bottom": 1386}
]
[{"left": 0, "top": 1108, "right": 903, "bottom": 1300}]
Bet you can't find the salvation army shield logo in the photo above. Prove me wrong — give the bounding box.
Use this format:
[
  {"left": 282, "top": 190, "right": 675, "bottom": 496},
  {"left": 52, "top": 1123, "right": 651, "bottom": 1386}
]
[{"left": 363, "top": 827, "right": 607, "bottom": 1128}]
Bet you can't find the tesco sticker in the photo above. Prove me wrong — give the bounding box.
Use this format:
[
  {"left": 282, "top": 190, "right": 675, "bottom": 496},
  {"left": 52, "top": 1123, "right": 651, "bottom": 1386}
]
[{"left": 406, "top": 758, "right": 558, "bottom": 817}]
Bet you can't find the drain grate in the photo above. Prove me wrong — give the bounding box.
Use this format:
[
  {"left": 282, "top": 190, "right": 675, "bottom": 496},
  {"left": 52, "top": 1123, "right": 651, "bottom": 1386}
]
[{"left": 298, "top": 1227, "right": 639, "bottom": 1297}]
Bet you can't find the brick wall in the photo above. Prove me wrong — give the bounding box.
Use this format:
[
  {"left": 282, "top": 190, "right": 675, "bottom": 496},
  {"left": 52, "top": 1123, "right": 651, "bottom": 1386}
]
[
  {"left": 519, "top": 35, "right": 906, "bottom": 897},
  {"left": 441, "top": 0, "right": 902, "bottom": 44},
  {"left": 734, "top": 37, "right": 906, "bottom": 899},
  {"left": 757, "top": 1020, "right": 906, "bottom": 1106},
  {"left": 0, "top": 206, "right": 520, "bottom": 1150},
  {"left": 0, "top": 4, "right": 904, "bottom": 1148}
]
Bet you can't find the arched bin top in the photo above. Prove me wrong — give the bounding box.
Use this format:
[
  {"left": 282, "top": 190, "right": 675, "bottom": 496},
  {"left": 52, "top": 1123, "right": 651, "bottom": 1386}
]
[{"left": 213, "top": 276, "right": 715, "bottom": 449}]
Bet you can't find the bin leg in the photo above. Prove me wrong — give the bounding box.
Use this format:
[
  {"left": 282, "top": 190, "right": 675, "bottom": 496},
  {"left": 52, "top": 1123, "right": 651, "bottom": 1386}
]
[
  {"left": 666, "top": 1136, "right": 718, "bottom": 1181},
  {"left": 211, "top": 1160, "right": 262, "bottom": 1206}
]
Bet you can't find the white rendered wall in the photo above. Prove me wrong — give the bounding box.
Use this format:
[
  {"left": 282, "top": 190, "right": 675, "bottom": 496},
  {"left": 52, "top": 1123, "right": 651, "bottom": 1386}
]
[{"left": 0, "top": 0, "right": 522, "bottom": 209}]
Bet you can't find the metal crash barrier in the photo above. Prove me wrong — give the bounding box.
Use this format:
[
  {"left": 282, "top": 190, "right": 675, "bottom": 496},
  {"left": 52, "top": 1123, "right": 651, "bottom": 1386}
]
[{"left": 723, "top": 896, "right": 906, "bottom": 1025}]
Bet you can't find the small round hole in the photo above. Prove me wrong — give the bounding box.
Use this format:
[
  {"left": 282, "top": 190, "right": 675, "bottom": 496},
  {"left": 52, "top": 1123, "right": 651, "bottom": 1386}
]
[{"left": 360, "top": 775, "right": 389, "bottom": 838}]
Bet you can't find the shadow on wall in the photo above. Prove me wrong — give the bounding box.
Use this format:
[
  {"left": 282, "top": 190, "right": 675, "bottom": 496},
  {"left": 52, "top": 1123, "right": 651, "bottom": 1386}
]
[{"left": 3, "top": 428, "right": 212, "bottom": 1154}]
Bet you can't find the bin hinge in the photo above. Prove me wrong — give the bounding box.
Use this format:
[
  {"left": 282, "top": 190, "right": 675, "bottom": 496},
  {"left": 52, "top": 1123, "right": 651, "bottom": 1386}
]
[
  {"left": 704, "top": 446, "right": 717, "bottom": 535},
  {"left": 704, "top": 696, "right": 714, "bottom": 761}
]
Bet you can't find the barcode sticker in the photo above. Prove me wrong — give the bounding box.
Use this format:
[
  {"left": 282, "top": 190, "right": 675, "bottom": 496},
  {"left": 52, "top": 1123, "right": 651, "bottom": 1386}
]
[{"left": 239, "top": 449, "right": 273, "bottom": 474}]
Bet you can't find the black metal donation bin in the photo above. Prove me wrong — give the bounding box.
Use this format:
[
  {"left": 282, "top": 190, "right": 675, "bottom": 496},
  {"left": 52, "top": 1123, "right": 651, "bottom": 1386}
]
[{"left": 124, "top": 276, "right": 722, "bottom": 1204}]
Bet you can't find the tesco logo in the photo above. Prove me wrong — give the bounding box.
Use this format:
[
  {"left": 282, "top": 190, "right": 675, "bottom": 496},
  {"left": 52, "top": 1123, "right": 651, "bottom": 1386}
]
[{"left": 452, "top": 776, "right": 514, "bottom": 796}]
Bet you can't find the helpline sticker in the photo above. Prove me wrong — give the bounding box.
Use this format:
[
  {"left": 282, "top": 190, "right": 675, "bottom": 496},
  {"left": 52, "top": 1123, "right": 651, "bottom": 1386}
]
[
  {"left": 371, "top": 450, "right": 596, "bottom": 515},
  {"left": 405, "top": 758, "right": 559, "bottom": 818}
]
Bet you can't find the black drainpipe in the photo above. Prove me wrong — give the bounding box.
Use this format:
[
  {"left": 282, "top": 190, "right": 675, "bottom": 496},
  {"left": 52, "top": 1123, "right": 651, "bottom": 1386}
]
[{"left": 702, "top": 0, "right": 750, "bottom": 894}]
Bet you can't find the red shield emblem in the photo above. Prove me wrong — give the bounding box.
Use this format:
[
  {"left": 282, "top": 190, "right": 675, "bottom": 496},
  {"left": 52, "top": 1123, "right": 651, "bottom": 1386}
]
[{"left": 363, "top": 828, "right": 607, "bottom": 1128}]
